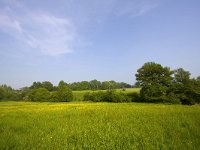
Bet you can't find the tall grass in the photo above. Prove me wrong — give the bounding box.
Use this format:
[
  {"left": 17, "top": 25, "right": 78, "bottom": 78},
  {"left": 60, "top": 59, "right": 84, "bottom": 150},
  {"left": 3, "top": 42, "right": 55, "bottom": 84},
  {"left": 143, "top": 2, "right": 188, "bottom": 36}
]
[{"left": 0, "top": 101, "right": 199, "bottom": 149}]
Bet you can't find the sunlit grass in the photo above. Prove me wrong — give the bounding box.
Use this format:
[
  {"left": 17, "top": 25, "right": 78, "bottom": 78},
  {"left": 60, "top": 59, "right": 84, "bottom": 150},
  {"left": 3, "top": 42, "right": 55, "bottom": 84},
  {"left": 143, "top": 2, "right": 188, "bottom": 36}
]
[{"left": 0, "top": 101, "right": 199, "bottom": 149}]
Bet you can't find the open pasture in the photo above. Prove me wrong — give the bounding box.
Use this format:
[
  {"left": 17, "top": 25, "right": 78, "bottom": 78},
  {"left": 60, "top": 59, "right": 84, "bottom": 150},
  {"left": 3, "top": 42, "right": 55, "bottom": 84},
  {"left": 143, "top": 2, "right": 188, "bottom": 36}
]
[{"left": 0, "top": 101, "right": 199, "bottom": 149}]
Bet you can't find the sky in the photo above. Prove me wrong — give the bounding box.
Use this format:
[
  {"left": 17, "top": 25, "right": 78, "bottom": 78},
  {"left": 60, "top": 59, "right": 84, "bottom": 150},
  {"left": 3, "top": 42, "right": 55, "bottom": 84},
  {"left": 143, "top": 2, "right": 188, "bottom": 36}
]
[{"left": 0, "top": 0, "right": 200, "bottom": 89}]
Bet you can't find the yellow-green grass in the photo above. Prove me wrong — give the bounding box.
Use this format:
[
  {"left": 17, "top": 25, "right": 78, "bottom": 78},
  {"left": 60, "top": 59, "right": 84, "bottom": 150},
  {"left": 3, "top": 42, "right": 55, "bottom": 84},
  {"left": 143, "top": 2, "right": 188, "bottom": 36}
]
[
  {"left": 73, "top": 88, "right": 141, "bottom": 101},
  {"left": 0, "top": 101, "right": 200, "bottom": 149}
]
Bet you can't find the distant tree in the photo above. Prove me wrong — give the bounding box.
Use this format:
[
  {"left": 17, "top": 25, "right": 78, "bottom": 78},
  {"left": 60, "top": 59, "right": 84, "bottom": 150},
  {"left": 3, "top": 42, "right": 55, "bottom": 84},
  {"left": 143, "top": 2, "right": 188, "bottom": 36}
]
[
  {"left": 58, "top": 80, "right": 67, "bottom": 87},
  {"left": 173, "top": 68, "right": 191, "bottom": 84},
  {"left": 0, "top": 87, "right": 5, "bottom": 100},
  {"left": 135, "top": 62, "right": 173, "bottom": 103},
  {"left": 50, "top": 92, "right": 60, "bottom": 102},
  {"left": 118, "top": 82, "right": 132, "bottom": 89},
  {"left": 109, "top": 80, "right": 117, "bottom": 89},
  {"left": 57, "top": 81, "right": 73, "bottom": 102},
  {"left": 171, "top": 68, "right": 197, "bottom": 105},
  {"left": 30, "top": 82, "right": 42, "bottom": 89},
  {"left": 69, "top": 80, "right": 131, "bottom": 91},
  {"left": 90, "top": 79, "right": 101, "bottom": 90},
  {"left": 41, "top": 81, "right": 54, "bottom": 91},
  {"left": 197, "top": 76, "right": 200, "bottom": 81},
  {"left": 0, "top": 85, "right": 14, "bottom": 100},
  {"left": 82, "top": 81, "right": 91, "bottom": 90},
  {"left": 28, "top": 88, "right": 50, "bottom": 102},
  {"left": 102, "top": 81, "right": 110, "bottom": 90}
]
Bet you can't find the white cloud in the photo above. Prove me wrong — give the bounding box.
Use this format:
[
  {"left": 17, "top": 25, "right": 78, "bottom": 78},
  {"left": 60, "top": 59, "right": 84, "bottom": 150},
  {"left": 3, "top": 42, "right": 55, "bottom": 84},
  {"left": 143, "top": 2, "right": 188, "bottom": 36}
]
[
  {"left": 0, "top": 5, "right": 76, "bottom": 56},
  {"left": 0, "top": 0, "right": 160, "bottom": 56}
]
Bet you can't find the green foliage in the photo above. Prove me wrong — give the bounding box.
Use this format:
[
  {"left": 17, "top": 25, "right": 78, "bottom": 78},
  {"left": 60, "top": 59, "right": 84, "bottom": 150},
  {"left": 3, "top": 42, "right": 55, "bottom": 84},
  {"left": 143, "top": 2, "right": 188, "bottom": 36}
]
[
  {"left": 136, "top": 62, "right": 173, "bottom": 103},
  {"left": 126, "top": 92, "right": 141, "bottom": 102},
  {"left": 136, "top": 62, "right": 172, "bottom": 87},
  {"left": 0, "top": 87, "right": 5, "bottom": 100},
  {"left": 57, "top": 82, "right": 73, "bottom": 102},
  {"left": 28, "top": 88, "right": 50, "bottom": 102},
  {"left": 30, "top": 82, "right": 42, "bottom": 89},
  {"left": 41, "top": 81, "right": 54, "bottom": 91},
  {"left": 171, "top": 69, "right": 200, "bottom": 105},
  {"left": 30, "top": 81, "right": 54, "bottom": 91},
  {"left": 83, "top": 90, "right": 131, "bottom": 102},
  {"left": 69, "top": 80, "right": 131, "bottom": 91},
  {"left": 83, "top": 92, "right": 104, "bottom": 102},
  {"left": 0, "top": 85, "right": 21, "bottom": 101},
  {"left": 49, "top": 92, "right": 60, "bottom": 102},
  {"left": 173, "top": 68, "right": 191, "bottom": 84}
]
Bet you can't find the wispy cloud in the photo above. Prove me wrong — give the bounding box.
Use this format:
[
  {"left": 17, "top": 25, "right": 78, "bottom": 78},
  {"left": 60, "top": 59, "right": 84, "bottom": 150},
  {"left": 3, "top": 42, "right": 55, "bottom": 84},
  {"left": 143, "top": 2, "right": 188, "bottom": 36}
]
[
  {"left": 0, "top": 2, "right": 76, "bottom": 56},
  {"left": 64, "top": 0, "right": 160, "bottom": 24},
  {"left": 0, "top": 0, "right": 160, "bottom": 56},
  {"left": 113, "top": 0, "right": 159, "bottom": 17}
]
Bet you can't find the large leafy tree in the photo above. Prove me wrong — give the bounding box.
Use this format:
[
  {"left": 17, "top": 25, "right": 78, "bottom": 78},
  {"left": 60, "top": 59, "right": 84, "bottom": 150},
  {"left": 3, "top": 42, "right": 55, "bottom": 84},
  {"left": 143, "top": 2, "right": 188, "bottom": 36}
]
[{"left": 135, "top": 62, "right": 173, "bottom": 102}]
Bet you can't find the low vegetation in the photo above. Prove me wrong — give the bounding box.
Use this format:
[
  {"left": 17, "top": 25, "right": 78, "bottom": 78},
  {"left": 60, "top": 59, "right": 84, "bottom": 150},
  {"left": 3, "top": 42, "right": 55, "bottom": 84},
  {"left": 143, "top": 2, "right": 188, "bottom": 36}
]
[{"left": 0, "top": 101, "right": 200, "bottom": 149}]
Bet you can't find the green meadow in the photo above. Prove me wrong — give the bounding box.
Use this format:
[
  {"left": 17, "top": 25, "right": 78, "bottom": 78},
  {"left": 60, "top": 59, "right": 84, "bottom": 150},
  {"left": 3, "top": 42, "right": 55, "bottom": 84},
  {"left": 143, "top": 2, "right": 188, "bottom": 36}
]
[{"left": 0, "top": 101, "right": 200, "bottom": 149}]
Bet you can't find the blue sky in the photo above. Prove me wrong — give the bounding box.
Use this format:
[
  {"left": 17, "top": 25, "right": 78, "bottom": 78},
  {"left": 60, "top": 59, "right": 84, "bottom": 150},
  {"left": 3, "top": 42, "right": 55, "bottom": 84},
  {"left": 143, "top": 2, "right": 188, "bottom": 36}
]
[{"left": 0, "top": 0, "right": 200, "bottom": 88}]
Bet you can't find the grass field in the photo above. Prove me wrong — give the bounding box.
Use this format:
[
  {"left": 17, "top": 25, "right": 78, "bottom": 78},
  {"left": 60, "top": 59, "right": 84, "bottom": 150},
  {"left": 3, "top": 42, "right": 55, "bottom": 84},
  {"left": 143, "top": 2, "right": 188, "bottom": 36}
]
[
  {"left": 0, "top": 101, "right": 200, "bottom": 149},
  {"left": 73, "top": 88, "right": 140, "bottom": 101}
]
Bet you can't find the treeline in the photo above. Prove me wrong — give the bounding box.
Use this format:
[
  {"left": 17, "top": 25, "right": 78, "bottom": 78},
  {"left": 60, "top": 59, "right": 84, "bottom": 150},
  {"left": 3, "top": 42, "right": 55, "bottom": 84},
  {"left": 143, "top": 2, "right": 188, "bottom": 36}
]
[
  {"left": 0, "top": 80, "right": 132, "bottom": 102},
  {"left": 80, "top": 62, "right": 200, "bottom": 105},
  {"left": 70, "top": 80, "right": 132, "bottom": 91},
  {"left": 1, "top": 62, "right": 200, "bottom": 105},
  {"left": 29, "top": 80, "right": 132, "bottom": 91}
]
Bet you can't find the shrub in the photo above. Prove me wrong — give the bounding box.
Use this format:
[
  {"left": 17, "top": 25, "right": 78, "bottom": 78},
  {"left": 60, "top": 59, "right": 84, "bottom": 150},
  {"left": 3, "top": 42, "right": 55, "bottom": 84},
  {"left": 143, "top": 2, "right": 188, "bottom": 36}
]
[
  {"left": 126, "top": 92, "right": 141, "bottom": 102},
  {"left": 83, "top": 90, "right": 131, "bottom": 103},
  {"left": 50, "top": 92, "right": 60, "bottom": 102},
  {"left": 57, "top": 85, "right": 73, "bottom": 102},
  {"left": 28, "top": 88, "right": 50, "bottom": 102}
]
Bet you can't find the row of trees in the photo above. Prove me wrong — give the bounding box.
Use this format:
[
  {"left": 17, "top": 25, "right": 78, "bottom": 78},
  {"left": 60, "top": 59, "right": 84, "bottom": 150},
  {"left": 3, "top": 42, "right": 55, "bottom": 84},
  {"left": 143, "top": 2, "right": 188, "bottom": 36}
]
[
  {"left": 28, "top": 81, "right": 73, "bottom": 102},
  {"left": 1, "top": 62, "right": 199, "bottom": 105},
  {"left": 0, "top": 80, "right": 132, "bottom": 102},
  {"left": 69, "top": 80, "right": 132, "bottom": 91},
  {"left": 30, "top": 80, "right": 132, "bottom": 91},
  {"left": 135, "top": 62, "right": 200, "bottom": 105},
  {"left": 0, "top": 85, "right": 21, "bottom": 100}
]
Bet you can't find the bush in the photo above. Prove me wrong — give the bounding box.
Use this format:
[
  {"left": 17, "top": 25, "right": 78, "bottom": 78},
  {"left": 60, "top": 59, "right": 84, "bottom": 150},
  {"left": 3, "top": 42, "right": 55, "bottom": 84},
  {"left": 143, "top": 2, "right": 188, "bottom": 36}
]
[
  {"left": 28, "top": 88, "right": 50, "bottom": 102},
  {"left": 83, "top": 90, "right": 131, "bottom": 103},
  {"left": 83, "top": 92, "right": 105, "bottom": 102},
  {"left": 50, "top": 92, "right": 60, "bottom": 102},
  {"left": 164, "top": 93, "right": 181, "bottom": 104},
  {"left": 181, "top": 98, "right": 195, "bottom": 105},
  {"left": 57, "top": 85, "right": 73, "bottom": 102},
  {"left": 126, "top": 92, "right": 141, "bottom": 102}
]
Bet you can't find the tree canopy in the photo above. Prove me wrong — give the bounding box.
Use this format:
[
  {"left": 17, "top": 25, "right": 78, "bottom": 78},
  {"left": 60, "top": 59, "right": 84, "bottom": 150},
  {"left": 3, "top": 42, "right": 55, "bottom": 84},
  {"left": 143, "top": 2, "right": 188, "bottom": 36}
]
[{"left": 135, "top": 62, "right": 200, "bottom": 104}]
